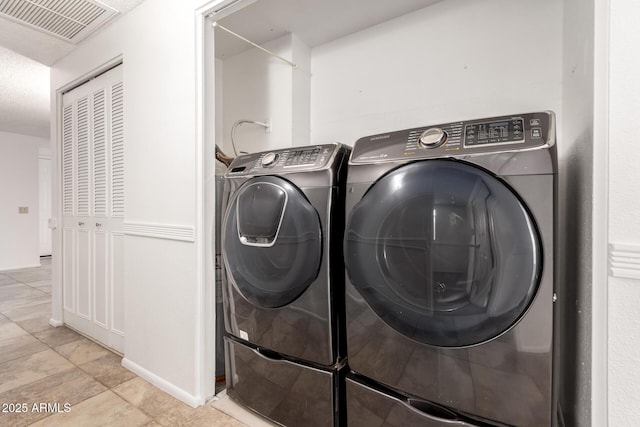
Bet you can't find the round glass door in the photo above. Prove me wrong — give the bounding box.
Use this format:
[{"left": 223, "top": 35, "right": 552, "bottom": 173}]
[
  {"left": 344, "top": 160, "right": 542, "bottom": 347},
  {"left": 223, "top": 176, "right": 322, "bottom": 308}
]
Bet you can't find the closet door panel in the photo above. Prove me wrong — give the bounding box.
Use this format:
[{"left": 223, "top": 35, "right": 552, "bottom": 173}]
[
  {"left": 61, "top": 64, "right": 124, "bottom": 351},
  {"left": 62, "top": 228, "right": 75, "bottom": 313},
  {"left": 76, "top": 228, "right": 91, "bottom": 320},
  {"left": 111, "top": 81, "right": 124, "bottom": 219},
  {"left": 93, "top": 89, "right": 108, "bottom": 218},
  {"left": 62, "top": 102, "right": 76, "bottom": 316},
  {"left": 94, "top": 230, "right": 108, "bottom": 328},
  {"left": 62, "top": 105, "right": 74, "bottom": 217},
  {"left": 92, "top": 86, "right": 110, "bottom": 335}
]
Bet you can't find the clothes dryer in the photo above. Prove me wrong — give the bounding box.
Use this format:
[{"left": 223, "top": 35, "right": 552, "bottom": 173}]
[
  {"left": 221, "top": 143, "right": 349, "bottom": 427},
  {"left": 343, "top": 112, "right": 558, "bottom": 426}
]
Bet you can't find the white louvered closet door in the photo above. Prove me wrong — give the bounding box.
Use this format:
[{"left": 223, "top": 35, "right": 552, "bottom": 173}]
[{"left": 61, "top": 65, "right": 124, "bottom": 353}]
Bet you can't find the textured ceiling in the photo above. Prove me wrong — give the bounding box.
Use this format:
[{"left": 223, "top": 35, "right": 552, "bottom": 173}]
[{"left": 0, "top": 0, "right": 144, "bottom": 139}]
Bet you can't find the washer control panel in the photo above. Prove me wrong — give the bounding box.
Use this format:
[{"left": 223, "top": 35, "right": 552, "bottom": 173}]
[
  {"left": 418, "top": 128, "right": 447, "bottom": 148},
  {"left": 350, "top": 111, "right": 554, "bottom": 164},
  {"left": 226, "top": 144, "right": 339, "bottom": 176},
  {"left": 284, "top": 147, "right": 323, "bottom": 167},
  {"left": 261, "top": 152, "right": 279, "bottom": 167},
  {"left": 464, "top": 118, "right": 524, "bottom": 146}
]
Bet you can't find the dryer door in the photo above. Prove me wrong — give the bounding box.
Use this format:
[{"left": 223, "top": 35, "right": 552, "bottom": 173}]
[
  {"left": 344, "top": 160, "right": 542, "bottom": 347},
  {"left": 223, "top": 176, "right": 322, "bottom": 308}
]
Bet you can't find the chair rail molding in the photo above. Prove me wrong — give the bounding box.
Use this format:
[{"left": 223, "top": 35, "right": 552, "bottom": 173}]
[
  {"left": 609, "top": 242, "right": 640, "bottom": 280},
  {"left": 123, "top": 221, "right": 195, "bottom": 242}
]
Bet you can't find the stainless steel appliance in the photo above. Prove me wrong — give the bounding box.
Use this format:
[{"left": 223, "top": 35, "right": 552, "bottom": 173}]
[
  {"left": 221, "top": 143, "right": 350, "bottom": 427},
  {"left": 343, "top": 112, "right": 558, "bottom": 426}
]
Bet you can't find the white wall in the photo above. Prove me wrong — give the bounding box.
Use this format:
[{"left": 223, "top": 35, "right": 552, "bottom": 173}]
[
  {"left": 220, "top": 33, "right": 310, "bottom": 155},
  {"left": 50, "top": 0, "right": 213, "bottom": 406},
  {"left": 310, "top": 0, "right": 563, "bottom": 146},
  {"left": 608, "top": 1, "right": 640, "bottom": 425},
  {"left": 0, "top": 131, "right": 46, "bottom": 270},
  {"left": 609, "top": 1, "right": 640, "bottom": 242}
]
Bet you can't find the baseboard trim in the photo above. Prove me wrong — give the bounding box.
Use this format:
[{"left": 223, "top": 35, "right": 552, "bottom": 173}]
[
  {"left": 49, "top": 318, "right": 64, "bottom": 327},
  {"left": 0, "top": 263, "right": 41, "bottom": 272},
  {"left": 121, "top": 357, "right": 204, "bottom": 408}
]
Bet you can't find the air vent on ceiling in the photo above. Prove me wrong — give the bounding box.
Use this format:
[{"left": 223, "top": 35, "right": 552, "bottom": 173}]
[{"left": 0, "top": 0, "right": 118, "bottom": 44}]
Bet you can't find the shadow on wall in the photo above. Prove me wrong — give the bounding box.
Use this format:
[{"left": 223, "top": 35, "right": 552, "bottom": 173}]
[{"left": 557, "top": 128, "right": 593, "bottom": 427}]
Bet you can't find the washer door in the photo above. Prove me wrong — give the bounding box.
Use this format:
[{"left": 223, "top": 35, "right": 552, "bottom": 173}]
[
  {"left": 344, "top": 160, "right": 542, "bottom": 347},
  {"left": 223, "top": 176, "right": 322, "bottom": 308}
]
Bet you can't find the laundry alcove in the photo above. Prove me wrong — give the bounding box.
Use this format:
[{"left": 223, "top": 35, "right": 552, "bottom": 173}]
[{"left": 203, "top": 0, "right": 596, "bottom": 425}]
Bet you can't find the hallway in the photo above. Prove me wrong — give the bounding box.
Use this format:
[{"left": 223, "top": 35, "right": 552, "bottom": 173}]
[{"left": 0, "top": 258, "right": 247, "bottom": 427}]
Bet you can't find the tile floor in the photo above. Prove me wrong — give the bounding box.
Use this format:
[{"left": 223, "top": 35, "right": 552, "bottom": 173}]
[{"left": 0, "top": 258, "right": 273, "bottom": 427}]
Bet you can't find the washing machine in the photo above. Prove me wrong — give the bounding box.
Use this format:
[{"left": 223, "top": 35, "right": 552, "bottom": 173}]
[
  {"left": 221, "top": 143, "right": 350, "bottom": 427},
  {"left": 343, "top": 112, "right": 558, "bottom": 426}
]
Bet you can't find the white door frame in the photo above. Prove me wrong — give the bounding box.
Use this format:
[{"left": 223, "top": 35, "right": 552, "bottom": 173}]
[
  {"left": 194, "top": 0, "right": 259, "bottom": 403},
  {"left": 39, "top": 153, "right": 52, "bottom": 256},
  {"left": 195, "top": 0, "right": 219, "bottom": 404}
]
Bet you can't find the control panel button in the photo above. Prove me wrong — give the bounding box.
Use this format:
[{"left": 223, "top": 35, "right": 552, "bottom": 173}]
[
  {"left": 419, "top": 128, "right": 447, "bottom": 148},
  {"left": 531, "top": 128, "right": 542, "bottom": 139},
  {"left": 283, "top": 147, "right": 328, "bottom": 167},
  {"left": 261, "top": 152, "right": 279, "bottom": 167},
  {"left": 464, "top": 118, "right": 525, "bottom": 146}
]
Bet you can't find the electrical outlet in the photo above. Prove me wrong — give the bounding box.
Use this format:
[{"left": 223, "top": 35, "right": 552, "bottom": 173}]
[{"left": 18, "top": 207, "right": 29, "bottom": 214}]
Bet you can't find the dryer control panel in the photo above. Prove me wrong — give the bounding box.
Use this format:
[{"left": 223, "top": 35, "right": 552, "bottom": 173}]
[
  {"left": 226, "top": 143, "right": 341, "bottom": 176},
  {"left": 350, "top": 111, "right": 554, "bottom": 164}
]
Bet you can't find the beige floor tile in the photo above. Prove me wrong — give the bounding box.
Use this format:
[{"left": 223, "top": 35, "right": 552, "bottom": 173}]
[
  {"left": 24, "top": 279, "right": 51, "bottom": 287},
  {"left": 155, "top": 404, "right": 247, "bottom": 427},
  {"left": 0, "top": 368, "right": 107, "bottom": 427},
  {"left": 0, "top": 333, "right": 48, "bottom": 364},
  {"left": 210, "top": 393, "right": 276, "bottom": 427},
  {"left": 112, "top": 377, "right": 188, "bottom": 419},
  {"left": 0, "top": 261, "right": 253, "bottom": 427},
  {"left": 2, "top": 300, "right": 51, "bottom": 321},
  {"left": 54, "top": 337, "right": 111, "bottom": 365},
  {"left": 34, "top": 285, "right": 51, "bottom": 294},
  {"left": 25, "top": 280, "right": 52, "bottom": 295},
  {"left": 0, "top": 349, "right": 74, "bottom": 394},
  {"left": 0, "top": 274, "right": 18, "bottom": 286},
  {"left": 15, "top": 315, "right": 53, "bottom": 334},
  {"left": 78, "top": 353, "right": 136, "bottom": 388},
  {"left": 33, "top": 326, "right": 83, "bottom": 348},
  {"left": 0, "top": 284, "right": 45, "bottom": 303},
  {"left": 0, "top": 318, "right": 29, "bottom": 342},
  {"left": 28, "top": 390, "right": 150, "bottom": 427},
  {"left": 4, "top": 270, "right": 52, "bottom": 283},
  {"left": 2, "top": 265, "right": 45, "bottom": 274},
  {"left": 207, "top": 409, "right": 250, "bottom": 427}
]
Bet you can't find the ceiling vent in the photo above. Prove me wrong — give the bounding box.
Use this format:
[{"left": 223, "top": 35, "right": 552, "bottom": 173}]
[{"left": 0, "top": 0, "right": 118, "bottom": 44}]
